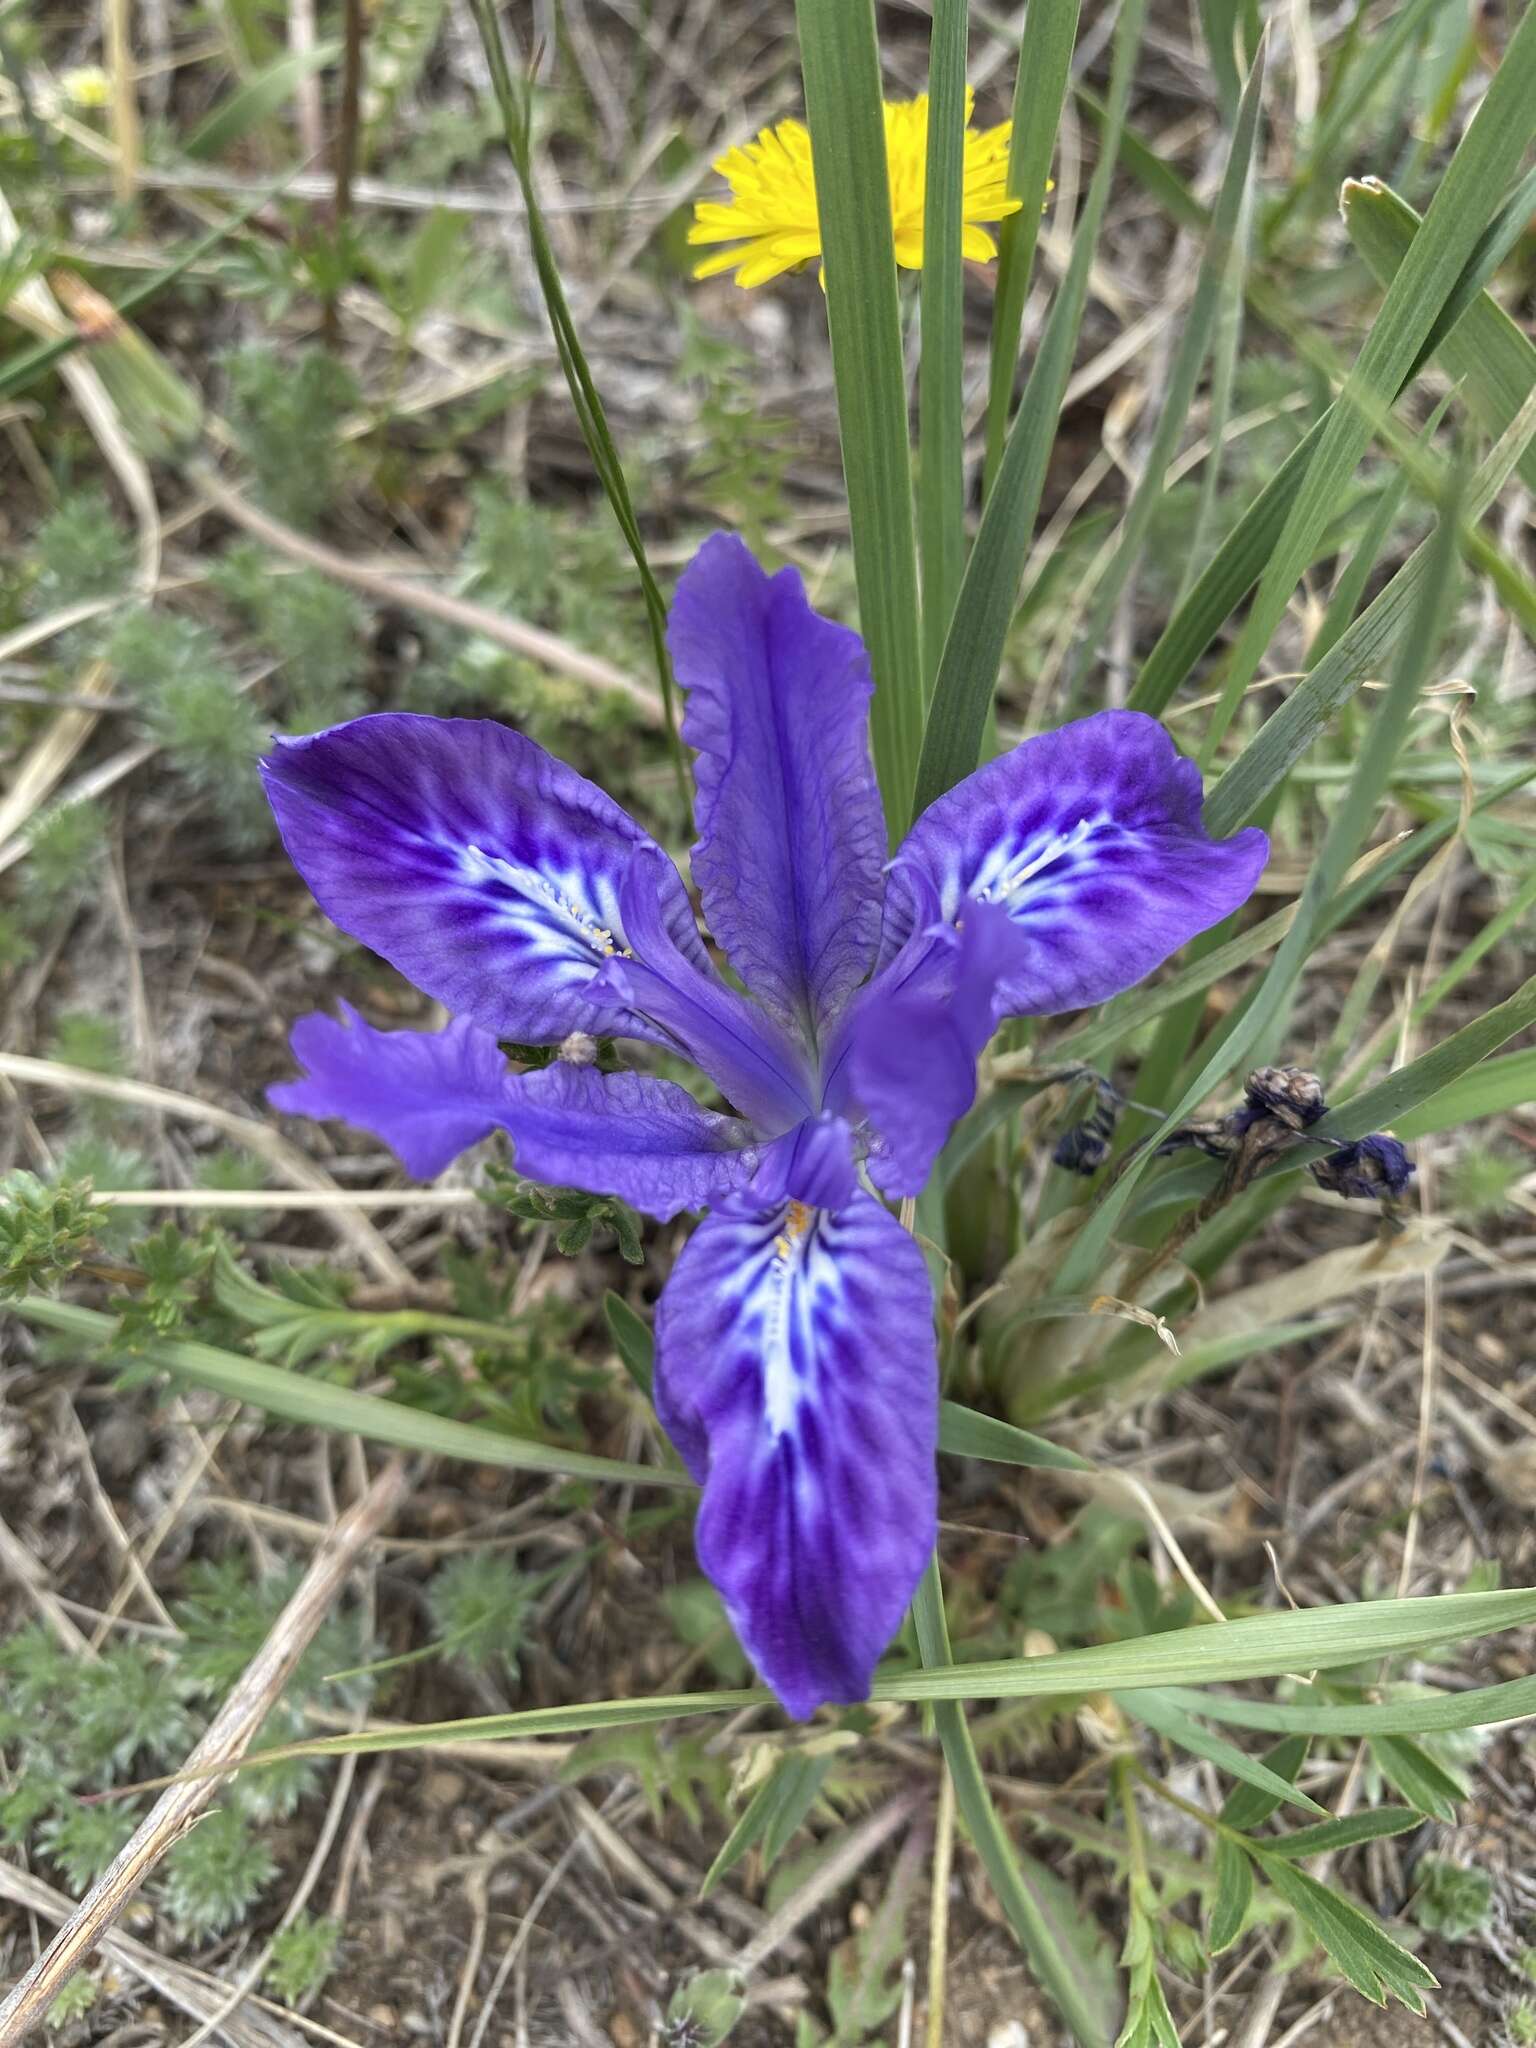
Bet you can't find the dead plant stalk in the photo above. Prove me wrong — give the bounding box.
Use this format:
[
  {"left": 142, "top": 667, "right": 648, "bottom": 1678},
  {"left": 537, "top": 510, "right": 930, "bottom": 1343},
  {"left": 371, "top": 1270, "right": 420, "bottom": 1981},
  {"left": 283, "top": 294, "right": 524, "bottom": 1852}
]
[{"left": 0, "top": 1458, "right": 410, "bottom": 2045}]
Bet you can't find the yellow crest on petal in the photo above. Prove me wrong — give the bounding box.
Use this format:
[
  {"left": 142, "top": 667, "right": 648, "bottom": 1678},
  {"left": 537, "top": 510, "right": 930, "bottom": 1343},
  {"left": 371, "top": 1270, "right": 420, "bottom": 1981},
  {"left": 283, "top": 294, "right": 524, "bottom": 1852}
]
[{"left": 689, "top": 92, "right": 1022, "bottom": 289}]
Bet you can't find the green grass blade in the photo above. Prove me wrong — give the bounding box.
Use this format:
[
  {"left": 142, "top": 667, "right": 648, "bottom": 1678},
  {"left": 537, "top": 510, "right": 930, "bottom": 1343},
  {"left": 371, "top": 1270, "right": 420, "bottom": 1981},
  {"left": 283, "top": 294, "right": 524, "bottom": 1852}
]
[
  {"left": 1204, "top": 377, "right": 1536, "bottom": 837},
  {"left": 1413, "top": 158, "right": 1536, "bottom": 375},
  {"left": 912, "top": 1561, "right": 1123, "bottom": 2046},
  {"left": 1391, "top": 1046, "right": 1536, "bottom": 1141},
  {"left": 1263, "top": 0, "right": 1443, "bottom": 241},
  {"left": 914, "top": 0, "right": 1147, "bottom": 813},
  {"left": 937, "top": 1400, "right": 1091, "bottom": 1471},
  {"left": 468, "top": 0, "right": 685, "bottom": 790},
  {"left": 1123, "top": 1689, "right": 1327, "bottom": 1815},
  {"left": 159, "top": 1595, "right": 1536, "bottom": 1797},
  {"left": 1130, "top": 131, "right": 1536, "bottom": 719},
  {"left": 15, "top": 1296, "right": 694, "bottom": 1491},
  {"left": 1199, "top": 0, "right": 1536, "bottom": 757},
  {"left": 1197, "top": 0, "right": 1259, "bottom": 120},
  {"left": 1308, "top": 471, "right": 1413, "bottom": 670},
  {"left": 983, "top": 0, "right": 1082, "bottom": 492},
  {"left": 1177, "top": 151, "right": 1253, "bottom": 605},
  {"left": 184, "top": 41, "right": 340, "bottom": 157},
  {"left": 1322, "top": 969, "right": 1536, "bottom": 1142},
  {"left": 1070, "top": 36, "right": 1266, "bottom": 681},
  {"left": 796, "top": 0, "right": 925, "bottom": 835},
  {"left": 1332, "top": 857, "right": 1536, "bottom": 1087},
  {"left": 919, "top": 0, "right": 969, "bottom": 689},
  {"left": 1344, "top": 173, "right": 1536, "bottom": 494},
  {"left": 1130, "top": 415, "right": 1326, "bottom": 715},
  {"left": 1152, "top": 1672, "right": 1536, "bottom": 1738},
  {"left": 1054, "top": 468, "right": 1461, "bottom": 1295},
  {"left": 603, "top": 1290, "right": 655, "bottom": 1397},
  {"left": 158, "top": 1692, "right": 770, "bottom": 1786},
  {"left": 884, "top": 1587, "right": 1536, "bottom": 1702}
]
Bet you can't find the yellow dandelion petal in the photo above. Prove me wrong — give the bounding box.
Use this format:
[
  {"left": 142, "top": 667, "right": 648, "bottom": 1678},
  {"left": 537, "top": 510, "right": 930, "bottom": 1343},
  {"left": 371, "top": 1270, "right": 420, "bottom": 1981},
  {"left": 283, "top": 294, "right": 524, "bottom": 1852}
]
[{"left": 689, "top": 92, "right": 1021, "bottom": 289}]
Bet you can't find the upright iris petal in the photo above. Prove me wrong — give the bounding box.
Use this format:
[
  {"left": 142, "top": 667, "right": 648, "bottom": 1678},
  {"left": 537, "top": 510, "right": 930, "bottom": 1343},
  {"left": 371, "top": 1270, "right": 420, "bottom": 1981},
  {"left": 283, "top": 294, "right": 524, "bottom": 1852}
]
[
  {"left": 879, "top": 709, "right": 1269, "bottom": 1018},
  {"left": 671, "top": 535, "right": 886, "bottom": 1048},
  {"left": 262, "top": 714, "right": 708, "bottom": 1047},
  {"left": 844, "top": 903, "right": 1032, "bottom": 1197},
  {"left": 654, "top": 1189, "right": 937, "bottom": 1719}
]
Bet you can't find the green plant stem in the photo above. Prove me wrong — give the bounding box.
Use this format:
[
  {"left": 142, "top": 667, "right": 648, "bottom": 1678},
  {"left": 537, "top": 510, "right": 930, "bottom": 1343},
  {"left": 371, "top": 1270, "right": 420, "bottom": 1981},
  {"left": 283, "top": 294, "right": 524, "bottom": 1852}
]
[
  {"left": 918, "top": 0, "right": 969, "bottom": 691},
  {"left": 467, "top": 0, "right": 688, "bottom": 813},
  {"left": 983, "top": 0, "right": 1082, "bottom": 496}
]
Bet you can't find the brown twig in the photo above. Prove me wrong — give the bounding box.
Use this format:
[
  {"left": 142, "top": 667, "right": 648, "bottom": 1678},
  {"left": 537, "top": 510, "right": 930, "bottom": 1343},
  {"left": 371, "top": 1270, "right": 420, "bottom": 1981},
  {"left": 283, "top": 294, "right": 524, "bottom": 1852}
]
[
  {"left": 0, "top": 1049, "right": 412, "bottom": 1286},
  {"left": 0, "top": 1458, "right": 410, "bottom": 2045},
  {"left": 186, "top": 461, "right": 663, "bottom": 721}
]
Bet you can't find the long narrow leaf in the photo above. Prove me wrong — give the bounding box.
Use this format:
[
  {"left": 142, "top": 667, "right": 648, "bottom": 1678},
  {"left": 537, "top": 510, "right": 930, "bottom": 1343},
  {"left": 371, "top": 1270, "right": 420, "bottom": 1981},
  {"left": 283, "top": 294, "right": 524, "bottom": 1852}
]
[
  {"left": 468, "top": 0, "right": 684, "bottom": 785},
  {"left": 1203, "top": 375, "right": 1536, "bottom": 836},
  {"left": 1055, "top": 477, "right": 1461, "bottom": 1293},
  {"left": 1071, "top": 39, "right": 1267, "bottom": 679},
  {"left": 914, "top": 0, "right": 1147, "bottom": 813},
  {"left": 1130, "top": 135, "right": 1536, "bottom": 716},
  {"left": 912, "top": 1562, "right": 1123, "bottom": 2046},
  {"left": 1153, "top": 1671, "right": 1536, "bottom": 1738},
  {"left": 1391, "top": 1045, "right": 1536, "bottom": 1141},
  {"left": 885, "top": 1587, "right": 1536, "bottom": 1703},
  {"left": 1202, "top": 0, "right": 1536, "bottom": 754},
  {"left": 919, "top": 0, "right": 970, "bottom": 688},
  {"left": 984, "top": 0, "right": 1083, "bottom": 490},
  {"left": 796, "top": 0, "right": 925, "bottom": 832},
  {"left": 155, "top": 1591, "right": 1536, "bottom": 1796},
  {"left": 1123, "top": 1689, "right": 1326, "bottom": 1814},
  {"left": 1345, "top": 175, "right": 1536, "bottom": 496},
  {"left": 938, "top": 1399, "right": 1091, "bottom": 1471},
  {"left": 15, "top": 1295, "right": 693, "bottom": 1491},
  {"left": 1322, "top": 969, "right": 1536, "bottom": 1142}
]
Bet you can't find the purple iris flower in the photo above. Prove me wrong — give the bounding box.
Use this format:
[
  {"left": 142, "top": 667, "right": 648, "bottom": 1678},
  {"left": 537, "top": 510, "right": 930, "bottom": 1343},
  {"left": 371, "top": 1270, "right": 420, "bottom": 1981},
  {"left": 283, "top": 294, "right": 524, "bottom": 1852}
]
[{"left": 261, "top": 534, "right": 1268, "bottom": 1719}]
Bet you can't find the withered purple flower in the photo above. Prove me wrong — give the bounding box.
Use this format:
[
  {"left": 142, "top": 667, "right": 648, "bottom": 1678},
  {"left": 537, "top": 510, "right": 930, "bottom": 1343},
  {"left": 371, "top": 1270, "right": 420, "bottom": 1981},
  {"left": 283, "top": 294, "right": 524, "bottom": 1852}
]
[
  {"left": 261, "top": 534, "right": 1268, "bottom": 1717},
  {"left": 1310, "top": 1133, "right": 1415, "bottom": 1202}
]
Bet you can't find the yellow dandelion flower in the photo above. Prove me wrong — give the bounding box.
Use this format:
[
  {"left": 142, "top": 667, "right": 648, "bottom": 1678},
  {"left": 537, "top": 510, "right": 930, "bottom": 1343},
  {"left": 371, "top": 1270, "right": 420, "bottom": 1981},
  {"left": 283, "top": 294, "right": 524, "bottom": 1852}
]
[
  {"left": 689, "top": 89, "right": 1021, "bottom": 289},
  {"left": 61, "top": 65, "right": 113, "bottom": 110}
]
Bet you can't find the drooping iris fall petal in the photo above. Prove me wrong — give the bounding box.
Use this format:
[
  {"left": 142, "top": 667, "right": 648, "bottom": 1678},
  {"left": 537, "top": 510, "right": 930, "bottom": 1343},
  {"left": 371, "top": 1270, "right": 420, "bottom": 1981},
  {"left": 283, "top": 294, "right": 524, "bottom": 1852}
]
[
  {"left": 879, "top": 709, "right": 1270, "bottom": 1018},
  {"left": 654, "top": 1188, "right": 937, "bottom": 1719},
  {"left": 262, "top": 715, "right": 708, "bottom": 1048}
]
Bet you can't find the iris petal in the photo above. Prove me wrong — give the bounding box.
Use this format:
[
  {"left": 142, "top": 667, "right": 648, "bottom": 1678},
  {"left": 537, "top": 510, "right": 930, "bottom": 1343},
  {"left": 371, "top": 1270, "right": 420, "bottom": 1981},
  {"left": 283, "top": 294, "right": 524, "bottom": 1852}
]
[
  {"left": 655, "top": 1190, "right": 937, "bottom": 1719},
  {"left": 270, "top": 1004, "right": 519, "bottom": 1180},
  {"left": 262, "top": 714, "right": 708, "bottom": 1048},
  {"left": 670, "top": 535, "right": 886, "bottom": 1048},
  {"left": 843, "top": 903, "right": 1029, "bottom": 1196},
  {"left": 270, "top": 1005, "right": 761, "bottom": 1217},
  {"left": 881, "top": 710, "right": 1269, "bottom": 1016},
  {"left": 596, "top": 848, "right": 816, "bottom": 1134}
]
